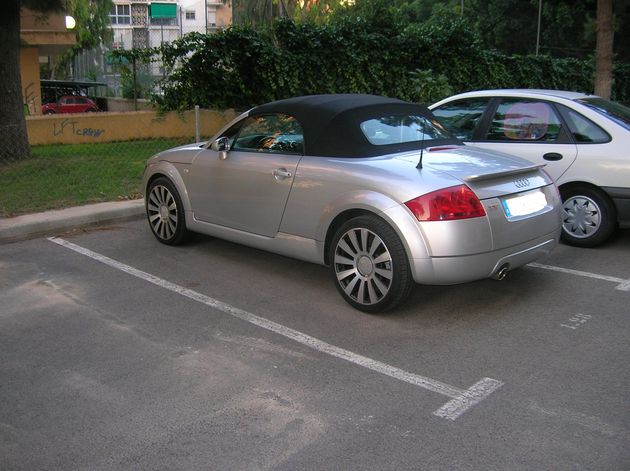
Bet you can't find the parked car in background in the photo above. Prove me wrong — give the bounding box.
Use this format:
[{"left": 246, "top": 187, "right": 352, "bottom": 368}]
[
  {"left": 143, "top": 94, "right": 561, "bottom": 313},
  {"left": 42, "top": 95, "right": 99, "bottom": 114},
  {"left": 430, "top": 90, "right": 630, "bottom": 247}
]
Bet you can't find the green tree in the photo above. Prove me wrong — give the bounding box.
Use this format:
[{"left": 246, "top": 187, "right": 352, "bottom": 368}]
[
  {"left": 68, "top": 0, "right": 113, "bottom": 49},
  {"left": 595, "top": 0, "right": 614, "bottom": 98},
  {"left": 1, "top": 0, "right": 65, "bottom": 162},
  {"left": 52, "top": 0, "right": 113, "bottom": 78},
  {"left": 233, "top": 0, "right": 349, "bottom": 26},
  {"left": 616, "top": 0, "right": 630, "bottom": 61}
]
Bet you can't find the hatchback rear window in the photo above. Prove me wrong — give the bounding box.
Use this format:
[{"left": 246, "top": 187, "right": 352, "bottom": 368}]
[{"left": 577, "top": 98, "right": 630, "bottom": 131}]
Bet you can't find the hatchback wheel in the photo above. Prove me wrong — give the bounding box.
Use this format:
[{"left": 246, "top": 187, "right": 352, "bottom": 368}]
[
  {"left": 146, "top": 177, "right": 193, "bottom": 245},
  {"left": 560, "top": 186, "right": 616, "bottom": 247},
  {"left": 330, "top": 215, "right": 414, "bottom": 313}
]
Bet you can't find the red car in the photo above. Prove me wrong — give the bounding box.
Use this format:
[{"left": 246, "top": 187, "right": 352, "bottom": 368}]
[{"left": 42, "top": 95, "right": 99, "bottom": 114}]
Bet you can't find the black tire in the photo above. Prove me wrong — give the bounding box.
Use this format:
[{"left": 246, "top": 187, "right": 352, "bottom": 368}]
[
  {"left": 560, "top": 185, "right": 617, "bottom": 248},
  {"left": 329, "top": 215, "right": 414, "bottom": 313},
  {"left": 146, "top": 177, "right": 194, "bottom": 245}
]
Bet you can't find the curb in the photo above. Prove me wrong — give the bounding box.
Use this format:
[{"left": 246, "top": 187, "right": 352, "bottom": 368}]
[{"left": 0, "top": 199, "right": 145, "bottom": 244}]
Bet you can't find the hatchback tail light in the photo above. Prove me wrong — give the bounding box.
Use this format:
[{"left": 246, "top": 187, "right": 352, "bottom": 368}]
[{"left": 405, "top": 185, "right": 486, "bottom": 221}]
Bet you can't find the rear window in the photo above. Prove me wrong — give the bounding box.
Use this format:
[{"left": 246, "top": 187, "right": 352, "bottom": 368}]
[
  {"left": 360, "top": 115, "right": 452, "bottom": 146},
  {"left": 557, "top": 105, "right": 610, "bottom": 143},
  {"left": 577, "top": 98, "right": 630, "bottom": 131}
]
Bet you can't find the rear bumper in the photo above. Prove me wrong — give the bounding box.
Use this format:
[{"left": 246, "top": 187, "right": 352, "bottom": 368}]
[{"left": 410, "top": 230, "right": 559, "bottom": 285}]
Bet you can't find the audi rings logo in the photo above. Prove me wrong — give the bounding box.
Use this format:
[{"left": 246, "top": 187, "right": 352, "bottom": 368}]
[{"left": 514, "top": 177, "right": 530, "bottom": 188}]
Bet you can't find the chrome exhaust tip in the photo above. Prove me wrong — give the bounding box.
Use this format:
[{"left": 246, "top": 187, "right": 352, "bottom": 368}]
[{"left": 493, "top": 263, "right": 510, "bottom": 281}]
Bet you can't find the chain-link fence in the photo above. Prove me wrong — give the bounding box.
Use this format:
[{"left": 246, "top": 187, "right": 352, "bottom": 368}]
[{"left": 0, "top": 108, "right": 236, "bottom": 217}]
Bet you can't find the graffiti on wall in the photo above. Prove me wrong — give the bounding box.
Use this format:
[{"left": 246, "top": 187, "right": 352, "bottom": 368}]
[
  {"left": 53, "top": 119, "right": 106, "bottom": 138},
  {"left": 23, "top": 82, "right": 37, "bottom": 115}
]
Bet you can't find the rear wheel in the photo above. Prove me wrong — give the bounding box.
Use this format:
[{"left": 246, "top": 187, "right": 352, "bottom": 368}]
[
  {"left": 560, "top": 185, "right": 616, "bottom": 247},
  {"left": 146, "top": 177, "right": 193, "bottom": 245},
  {"left": 330, "top": 215, "right": 414, "bottom": 313}
]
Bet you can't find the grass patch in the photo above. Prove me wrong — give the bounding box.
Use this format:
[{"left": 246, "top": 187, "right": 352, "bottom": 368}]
[{"left": 0, "top": 138, "right": 190, "bottom": 217}]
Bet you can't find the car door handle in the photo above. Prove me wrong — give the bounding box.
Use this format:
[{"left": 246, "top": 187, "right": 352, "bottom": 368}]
[
  {"left": 543, "top": 152, "right": 563, "bottom": 161},
  {"left": 272, "top": 168, "right": 292, "bottom": 179}
]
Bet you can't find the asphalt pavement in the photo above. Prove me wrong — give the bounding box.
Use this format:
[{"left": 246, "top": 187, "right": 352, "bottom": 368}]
[{"left": 1, "top": 204, "right": 629, "bottom": 470}]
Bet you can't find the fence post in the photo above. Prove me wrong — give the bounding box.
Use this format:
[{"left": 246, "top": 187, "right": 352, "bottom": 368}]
[
  {"left": 195, "top": 105, "right": 200, "bottom": 142},
  {"left": 132, "top": 56, "right": 138, "bottom": 111}
]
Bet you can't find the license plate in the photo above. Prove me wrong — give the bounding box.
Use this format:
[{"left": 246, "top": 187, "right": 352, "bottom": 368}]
[{"left": 502, "top": 189, "right": 548, "bottom": 218}]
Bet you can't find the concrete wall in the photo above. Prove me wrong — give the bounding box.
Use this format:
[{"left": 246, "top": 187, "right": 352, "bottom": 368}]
[
  {"left": 20, "top": 8, "right": 75, "bottom": 56},
  {"left": 26, "top": 109, "right": 239, "bottom": 146},
  {"left": 21, "top": 8, "right": 67, "bottom": 30}
]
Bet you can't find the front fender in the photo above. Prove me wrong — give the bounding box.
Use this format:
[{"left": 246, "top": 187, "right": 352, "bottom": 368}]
[{"left": 143, "top": 160, "right": 193, "bottom": 214}]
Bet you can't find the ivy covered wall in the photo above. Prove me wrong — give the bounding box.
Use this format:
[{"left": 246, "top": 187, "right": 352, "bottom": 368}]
[{"left": 122, "top": 16, "right": 630, "bottom": 111}]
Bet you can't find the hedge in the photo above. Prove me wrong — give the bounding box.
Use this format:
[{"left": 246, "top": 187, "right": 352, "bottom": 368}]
[{"left": 133, "top": 16, "right": 630, "bottom": 111}]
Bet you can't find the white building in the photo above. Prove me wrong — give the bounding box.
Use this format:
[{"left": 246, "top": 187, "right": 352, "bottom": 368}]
[{"left": 109, "top": 0, "right": 232, "bottom": 50}]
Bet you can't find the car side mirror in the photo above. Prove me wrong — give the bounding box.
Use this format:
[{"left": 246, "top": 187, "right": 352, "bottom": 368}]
[{"left": 210, "top": 136, "right": 230, "bottom": 160}]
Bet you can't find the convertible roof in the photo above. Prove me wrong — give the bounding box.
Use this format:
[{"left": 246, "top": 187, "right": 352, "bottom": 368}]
[{"left": 249, "top": 94, "right": 448, "bottom": 157}]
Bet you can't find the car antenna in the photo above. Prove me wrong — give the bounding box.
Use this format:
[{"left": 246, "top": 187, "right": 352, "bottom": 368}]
[{"left": 416, "top": 117, "right": 426, "bottom": 169}]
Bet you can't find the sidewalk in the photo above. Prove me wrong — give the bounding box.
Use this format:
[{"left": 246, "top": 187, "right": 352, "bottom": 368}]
[{"left": 0, "top": 199, "right": 145, "bottom": 243}]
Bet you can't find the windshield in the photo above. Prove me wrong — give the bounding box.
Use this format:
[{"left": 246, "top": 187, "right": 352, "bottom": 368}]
[
  {"left": 360, "top": 115, "right": 453, "bottom": 146},
  {"left": 577, "top": 97, "right": 630, "bottom": 131}
]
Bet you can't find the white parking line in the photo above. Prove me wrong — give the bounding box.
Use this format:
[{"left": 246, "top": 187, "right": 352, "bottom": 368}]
[
  {"left": 527, "top": 262, "right": 630, "bottom": 291},
  {"left": 48, "top": 237, "right": 503, "bottom": 421}
]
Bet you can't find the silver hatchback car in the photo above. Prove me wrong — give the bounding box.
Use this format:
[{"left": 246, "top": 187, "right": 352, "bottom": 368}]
[{"left": 143, "top": 95, "right": 561, "bottom": 312}]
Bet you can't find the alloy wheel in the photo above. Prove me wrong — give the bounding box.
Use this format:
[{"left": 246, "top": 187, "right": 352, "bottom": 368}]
[
  {"left": 334, "top": 227, "right": 393, "bottom": 306},
  {"left": 147, "top": 184, "right": 178, "bottom": 241}
]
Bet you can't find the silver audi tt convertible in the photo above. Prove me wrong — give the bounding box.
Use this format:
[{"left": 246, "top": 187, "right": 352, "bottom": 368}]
[{"left": 143, "top": 94, "right": 562, "bottom": 312}]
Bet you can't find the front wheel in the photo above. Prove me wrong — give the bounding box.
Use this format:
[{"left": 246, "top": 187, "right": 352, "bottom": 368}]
[
  {"left": 560, "top": 186, "right": 617, "bottom": 247},
  {"left": 330, "top": 215, "right": 414, "bottom": 313},
  {"left": 146, "top": 177, "right": 193, "bottom": 245}
]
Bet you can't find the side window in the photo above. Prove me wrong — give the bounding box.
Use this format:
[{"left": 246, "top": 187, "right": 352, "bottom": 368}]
[
  {"left": 557, "top": 105, "right": 610, "bottom": 143},
  {"left": 432, "top": 98, "right": 490, "bottom": 140},
  {"left": 487, "top": 99, "right": 562, "bottom": 142},
  {"left": 232, "top": 114, "right": 304, "bottom": 154}
]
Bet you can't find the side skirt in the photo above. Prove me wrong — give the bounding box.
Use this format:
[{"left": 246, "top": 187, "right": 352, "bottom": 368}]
[{"left": 187, "top": 212, "right": 324, "bottom": 265}]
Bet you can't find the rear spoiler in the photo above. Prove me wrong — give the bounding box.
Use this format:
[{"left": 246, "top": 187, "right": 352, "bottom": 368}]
[{"left": 462, "top": 163, "right": 547, "bottom": 182}]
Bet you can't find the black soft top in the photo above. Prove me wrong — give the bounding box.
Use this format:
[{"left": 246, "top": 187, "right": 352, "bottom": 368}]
[{"left": 249, "top": 94, "right": 457, "bottom": 157}]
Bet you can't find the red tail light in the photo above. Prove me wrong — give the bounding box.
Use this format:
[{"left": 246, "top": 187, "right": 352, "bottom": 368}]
[{"left": 405, "top": 185, "right": 486, "bottom": 221}]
